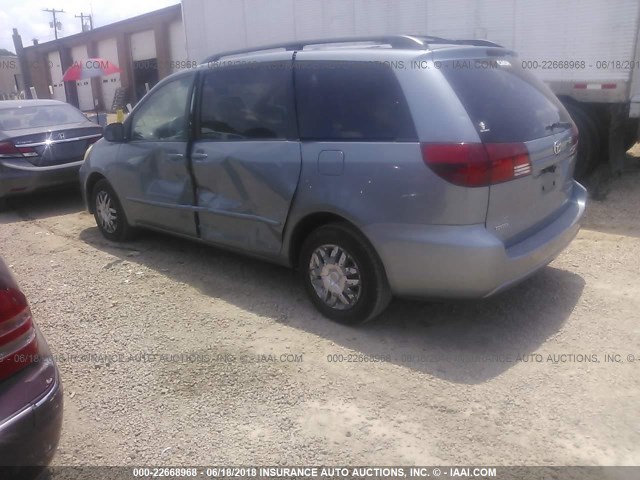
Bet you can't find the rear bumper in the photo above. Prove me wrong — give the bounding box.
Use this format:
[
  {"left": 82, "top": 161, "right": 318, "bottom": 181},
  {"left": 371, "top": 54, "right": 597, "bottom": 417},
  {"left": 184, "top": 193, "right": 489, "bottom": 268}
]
[
  {"left": 365, "top": 181, "right": 587, "bottom": 299},
  {"left": 0, "top": 335, "right": 63, "bottom": 470},
  {"left": 0, "top": 159, "right": 83, "bottom": 198}
]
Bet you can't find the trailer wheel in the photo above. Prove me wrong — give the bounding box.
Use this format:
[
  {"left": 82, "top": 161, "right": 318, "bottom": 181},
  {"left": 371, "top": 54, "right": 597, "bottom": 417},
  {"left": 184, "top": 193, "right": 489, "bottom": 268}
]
[
  {"left": 564, "top": 102, "right": 600, "bottom": 179},
  {"left": 589, "top": 104, "right": 610, "bottom": 158},
  {"left": 624, "top": 118, "right": 639, "bottom": 151}
]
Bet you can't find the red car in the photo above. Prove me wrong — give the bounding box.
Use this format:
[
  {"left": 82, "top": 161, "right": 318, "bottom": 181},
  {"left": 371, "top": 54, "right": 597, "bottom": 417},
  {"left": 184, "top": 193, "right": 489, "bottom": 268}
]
[{"left": 0, "top": 257, "right": 63, "bottom": 478}]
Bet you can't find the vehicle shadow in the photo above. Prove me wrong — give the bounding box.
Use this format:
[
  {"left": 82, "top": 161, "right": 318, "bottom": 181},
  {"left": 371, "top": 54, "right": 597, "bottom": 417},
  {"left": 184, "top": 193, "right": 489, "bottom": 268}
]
[
  {"left": 0, "top": 188, "right": 84, "bottom": 224},
  {"left": 581, "top": 156, "right": 640, "bottom": 239},
  {"left": 79, "top": 226, "right": 585, "bottom": 384}
]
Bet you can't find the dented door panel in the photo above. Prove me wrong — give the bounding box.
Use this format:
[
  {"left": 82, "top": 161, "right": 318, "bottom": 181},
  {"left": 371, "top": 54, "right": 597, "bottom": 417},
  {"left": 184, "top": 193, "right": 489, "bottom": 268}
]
[
  {"left": 191, "top": 141, "right": 301, "bottom": 254},
  {"left": 116, "top": 141, "right": 197, "bottom": 236}
]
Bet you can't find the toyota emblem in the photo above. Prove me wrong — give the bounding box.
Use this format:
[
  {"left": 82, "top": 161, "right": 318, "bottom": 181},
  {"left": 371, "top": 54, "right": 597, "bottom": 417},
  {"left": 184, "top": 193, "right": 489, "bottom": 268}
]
[{"left": 553, "top": 141, "right": 561, "bottom": 155}]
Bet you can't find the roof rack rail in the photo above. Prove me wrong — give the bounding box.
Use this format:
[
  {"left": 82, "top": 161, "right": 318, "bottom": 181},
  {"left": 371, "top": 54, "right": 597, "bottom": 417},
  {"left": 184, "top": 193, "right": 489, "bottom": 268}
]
[
  {"left": 410, "top": 35, "right": 503, "bottom": 48},
  {"left": 201, "top": 34, "right": 503, "bottom": 64}
]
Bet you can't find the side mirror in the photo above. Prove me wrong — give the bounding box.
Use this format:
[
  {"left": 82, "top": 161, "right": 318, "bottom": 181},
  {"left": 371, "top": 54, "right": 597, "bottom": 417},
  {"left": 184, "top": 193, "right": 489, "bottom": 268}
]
[{"left": 103, "top": 122, "right": 125, "bottom": 143}]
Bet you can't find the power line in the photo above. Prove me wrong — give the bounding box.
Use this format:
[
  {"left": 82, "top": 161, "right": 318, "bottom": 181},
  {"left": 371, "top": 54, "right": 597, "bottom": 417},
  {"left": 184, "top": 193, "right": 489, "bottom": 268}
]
[
  {"left": 42, "top": 8, "right": 64, "bottom": 40},
  {"left": 75, "top": 12, "right": 93, "bottom": 32}
]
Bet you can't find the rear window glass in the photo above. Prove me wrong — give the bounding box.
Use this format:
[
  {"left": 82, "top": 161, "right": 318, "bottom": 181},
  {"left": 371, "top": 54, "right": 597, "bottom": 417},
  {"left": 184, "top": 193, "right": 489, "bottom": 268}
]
[
  {"left": 440, "top": 58, "right": 572, "bottom": 142},
  {"left": 0, "top": 104, "right": 87, "bottom": 131},
  {"left": 295, "top": 61, "right": 417, "bottom": 141}
]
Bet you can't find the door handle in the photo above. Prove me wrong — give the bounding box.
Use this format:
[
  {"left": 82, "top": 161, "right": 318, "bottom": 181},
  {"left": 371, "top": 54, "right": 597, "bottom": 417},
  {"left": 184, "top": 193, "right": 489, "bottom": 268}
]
[
  {"left": 191, "top": 152, "right": 208, "bottom": 160},
  {"left": 167, "top": 153, "right": 184, "bottom": 160}
]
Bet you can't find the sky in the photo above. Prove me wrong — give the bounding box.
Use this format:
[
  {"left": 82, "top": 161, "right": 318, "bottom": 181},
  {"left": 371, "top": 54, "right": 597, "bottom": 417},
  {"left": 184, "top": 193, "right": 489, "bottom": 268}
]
[{"left": 0, "top": 0, "right": 180, "bottom": 53}]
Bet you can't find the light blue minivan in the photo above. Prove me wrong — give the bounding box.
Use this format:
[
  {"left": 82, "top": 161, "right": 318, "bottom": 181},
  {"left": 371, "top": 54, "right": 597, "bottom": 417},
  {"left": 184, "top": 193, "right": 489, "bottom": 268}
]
[{"left": 80, "top": 35, "right": 586, "bottom": 324}]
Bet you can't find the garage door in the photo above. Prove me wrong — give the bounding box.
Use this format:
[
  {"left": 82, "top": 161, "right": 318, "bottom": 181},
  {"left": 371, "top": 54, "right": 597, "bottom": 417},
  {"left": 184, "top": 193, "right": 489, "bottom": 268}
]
[
  {"left": 97, "top": 37, "right": 122, "bottom": 110},
  {"left": 47, "top": 51, "right": 66, "bottom": 102},
  {"left": 71, "top": 45, "right": 95, "bottom": 111}
]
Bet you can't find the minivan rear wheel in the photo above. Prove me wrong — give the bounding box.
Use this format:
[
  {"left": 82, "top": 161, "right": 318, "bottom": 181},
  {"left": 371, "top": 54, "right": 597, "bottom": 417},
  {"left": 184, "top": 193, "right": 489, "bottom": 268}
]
[
  {"left": 299, "top": 223, "right": 391, "bottom": 325},
  {"left": 91, "top": 179, "right": 135, "bottom": 242}
]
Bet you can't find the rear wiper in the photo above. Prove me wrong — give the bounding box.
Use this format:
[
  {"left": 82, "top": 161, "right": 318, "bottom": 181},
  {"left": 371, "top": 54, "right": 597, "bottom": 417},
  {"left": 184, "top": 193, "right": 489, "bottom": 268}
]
[{"left": 545, "top": 121, "right": 572, "bottom": 131}]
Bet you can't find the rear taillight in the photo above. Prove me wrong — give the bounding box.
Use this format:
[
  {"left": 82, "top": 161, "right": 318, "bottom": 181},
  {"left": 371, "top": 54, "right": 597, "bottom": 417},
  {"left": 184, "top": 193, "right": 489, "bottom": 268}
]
[
  {"left": 421, "top": 142, "right": 532, "bottom": 187},
  {"left": 0, "top": 287, "right": 39, "bottom": 381},
  {"left": 16, "top": 146, "right": 38, "bottom": 157},
  {"left": 0, "top": 141, "right": 21, "bottom": 158},
  {"left": 484, "top": 143, "right": 532, "bottom": 183},
  {"left": 0, "top": 141, "right": 37, "bottom": 159},
  {"left": 420, "top": 143, "right": 491, "bottom": 187}
]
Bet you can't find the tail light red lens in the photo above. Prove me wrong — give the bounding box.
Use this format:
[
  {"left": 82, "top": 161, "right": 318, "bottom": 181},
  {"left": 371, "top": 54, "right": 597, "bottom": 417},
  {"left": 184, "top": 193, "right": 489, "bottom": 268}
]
[
  {"left": 0, "top": 141, "right": 37, "bottom": 159},
  {"left": 484, "top": 143, "right": 532, "bottom": 183},
  {"left": 0, "top": 141, "right": 22, "bottom": 158},
  {"left": 420, "top": 143, "right": 490, "bottom": 187},
  {"left": 0, "top": 287, "right": 39, "bottom": 381},
  {"left": 421, "top": 142, "right": 532, "bottom": 187}
]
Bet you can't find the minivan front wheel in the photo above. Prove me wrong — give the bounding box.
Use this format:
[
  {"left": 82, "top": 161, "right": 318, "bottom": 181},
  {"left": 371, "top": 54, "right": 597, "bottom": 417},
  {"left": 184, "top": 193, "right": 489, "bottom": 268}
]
[
  {"left": 299, "top": 223, "right": 391, "bottom": 325},
  {"left": 91, "top": 179, "right": 135, "bottom": 242}
]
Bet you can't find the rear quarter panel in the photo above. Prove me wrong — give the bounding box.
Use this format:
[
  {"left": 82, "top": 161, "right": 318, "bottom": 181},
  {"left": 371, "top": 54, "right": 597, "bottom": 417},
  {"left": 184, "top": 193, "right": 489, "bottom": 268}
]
[{"left": 283, "top": 51, "right": 490, "bottom": 262}]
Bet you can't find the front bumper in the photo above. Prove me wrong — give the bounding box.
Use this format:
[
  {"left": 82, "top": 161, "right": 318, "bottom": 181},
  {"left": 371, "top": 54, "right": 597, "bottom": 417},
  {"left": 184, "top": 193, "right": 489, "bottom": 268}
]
[
  {"left": 0, "top": 158, "right": 83, "bottom": 199},
  {"left": 365, "top": 181, "right": 587, "bottom": 299}
]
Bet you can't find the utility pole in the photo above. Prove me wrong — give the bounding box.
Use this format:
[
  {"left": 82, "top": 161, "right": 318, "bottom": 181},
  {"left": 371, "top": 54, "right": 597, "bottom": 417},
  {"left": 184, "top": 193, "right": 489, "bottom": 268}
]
[
  {"left": 75, "top": 12, "right": 93, "bottom": 32},
  {"left": 42, "top": 8, "right": 64, "bottom": 40}
]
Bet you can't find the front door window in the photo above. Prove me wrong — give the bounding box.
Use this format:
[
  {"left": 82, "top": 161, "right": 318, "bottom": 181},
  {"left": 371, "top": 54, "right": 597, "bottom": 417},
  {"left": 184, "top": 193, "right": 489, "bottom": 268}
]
[{"left": 130, "top": 76, "right": 192, "bottom": 141}]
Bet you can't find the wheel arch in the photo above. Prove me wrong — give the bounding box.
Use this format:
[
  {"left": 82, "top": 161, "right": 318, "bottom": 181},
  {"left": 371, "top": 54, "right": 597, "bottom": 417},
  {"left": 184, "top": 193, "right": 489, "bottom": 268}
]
[
  {"left": 290, "top": 212, "right": 392, "bottom": 323},
  {"left": 85, "top": 172, "right": 107, "bottom": 214},
  {"left": 286, "top": 211, "right": 386, "bottom": 276}
]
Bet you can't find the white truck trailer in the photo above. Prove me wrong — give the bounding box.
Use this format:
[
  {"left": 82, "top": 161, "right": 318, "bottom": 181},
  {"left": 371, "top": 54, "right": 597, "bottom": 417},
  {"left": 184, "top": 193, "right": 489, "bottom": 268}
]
[{"left": 181, "top": 0, "right": 640, "bottom": 178}]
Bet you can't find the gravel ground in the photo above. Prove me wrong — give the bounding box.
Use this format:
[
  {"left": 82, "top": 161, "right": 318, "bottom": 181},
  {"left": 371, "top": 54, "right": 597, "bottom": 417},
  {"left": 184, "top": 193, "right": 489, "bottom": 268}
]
[{"left": 1, "top": 155, "right": 639, "bottom": 475}]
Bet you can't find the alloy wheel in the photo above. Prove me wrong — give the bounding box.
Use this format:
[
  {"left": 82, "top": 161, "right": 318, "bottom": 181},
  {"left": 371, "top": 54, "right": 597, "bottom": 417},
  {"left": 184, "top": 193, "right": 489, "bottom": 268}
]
[
  {"left": 308, "top": 244, "right": 361, "bottom": 310},
  {"left": 95, "top": 190, "right": 118, "bottom": 234}
]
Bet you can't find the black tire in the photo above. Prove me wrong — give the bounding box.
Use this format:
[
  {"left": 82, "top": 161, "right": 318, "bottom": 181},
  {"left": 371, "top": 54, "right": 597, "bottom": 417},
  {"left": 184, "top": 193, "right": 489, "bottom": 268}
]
[
  {"left": 299, "top": 222, "right": 391, "bottom": 325},
  {"left": 590, "top": 104, "right": 609, "bottom": 157},
  {"left": 564, "top": 102, "right": 600, "bottom": 180},
  {"left": 624, "top": 117, "right": 639, "bottom": 151},
  {"left": 91, "top": 179, "right": 135, "bottom": 242}
]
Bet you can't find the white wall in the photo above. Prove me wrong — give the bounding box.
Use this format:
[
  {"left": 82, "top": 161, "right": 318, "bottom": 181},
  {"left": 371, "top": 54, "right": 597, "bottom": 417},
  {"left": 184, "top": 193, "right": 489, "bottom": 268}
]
[
  {"left": 169, "top": 19, "right": 188, "bottom": 72},
  {"left": 181, "top": 0, "right": 488, "bottom": 62},
  {"left": 181, "top": 0, "right": 640, "bottom": 83}
]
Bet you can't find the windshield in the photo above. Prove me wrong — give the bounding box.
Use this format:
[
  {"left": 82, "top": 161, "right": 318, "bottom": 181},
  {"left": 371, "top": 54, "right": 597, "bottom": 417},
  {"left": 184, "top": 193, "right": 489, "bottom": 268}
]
[{"left": 0, "top": 104, "right": 88, "bottom": 131}]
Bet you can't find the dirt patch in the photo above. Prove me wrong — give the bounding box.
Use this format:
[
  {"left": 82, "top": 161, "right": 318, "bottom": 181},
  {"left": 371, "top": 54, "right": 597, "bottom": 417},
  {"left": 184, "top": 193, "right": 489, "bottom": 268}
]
[{"left": 0, "top": 169, "right": 638, "bottom": 471}]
